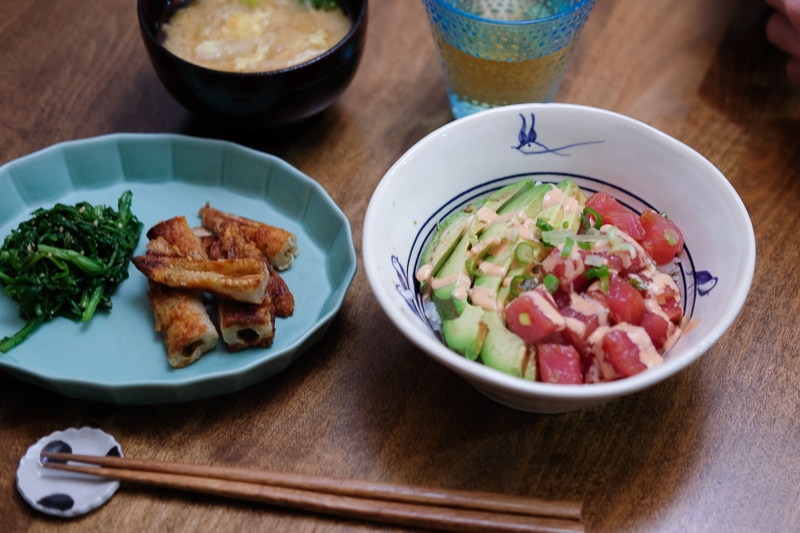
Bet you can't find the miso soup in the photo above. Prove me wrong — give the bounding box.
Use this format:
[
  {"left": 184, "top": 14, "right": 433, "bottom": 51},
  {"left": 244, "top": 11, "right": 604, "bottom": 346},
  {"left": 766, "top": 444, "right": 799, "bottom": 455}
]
[{"left": 162, "top": 0, "right": 351, "bottom": 73}]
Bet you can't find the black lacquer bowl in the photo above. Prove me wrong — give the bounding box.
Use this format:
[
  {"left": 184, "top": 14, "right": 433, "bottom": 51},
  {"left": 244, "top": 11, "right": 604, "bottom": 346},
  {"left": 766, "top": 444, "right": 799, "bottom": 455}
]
[{"left": 137, "top": 0, "right": 368, "bottom": 130}]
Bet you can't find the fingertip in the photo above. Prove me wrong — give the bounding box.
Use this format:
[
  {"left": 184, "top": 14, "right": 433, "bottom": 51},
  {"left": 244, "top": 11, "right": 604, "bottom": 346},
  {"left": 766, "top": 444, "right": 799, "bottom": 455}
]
[
  {"left": 785, "top": 0, "right": 800, "bottom": 30},
  {"left": 786, "top": 57, "right": 800, "bottom": 84},
  {"left": 766, "top": 11, "right": 789, "bottom": 45}
]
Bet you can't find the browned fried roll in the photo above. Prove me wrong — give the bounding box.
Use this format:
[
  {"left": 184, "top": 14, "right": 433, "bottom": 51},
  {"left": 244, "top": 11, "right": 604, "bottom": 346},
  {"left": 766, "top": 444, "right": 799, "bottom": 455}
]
[
  {"left": 136, "top": 216, "right": 219, "bottom": 368},
  {"left": 199, "top": 203, "right": 299, "bottom": 270},
  {"left": 217, "top": 297, "right": 275, "bottom": 352},
  {"left": 146, "top": 282, "right": 218, "bottom": 368},
  {"left": 135, "top": 210, "right": 296, "bottom": 360},
  {"left": 147, "top": 216, "right": 207, "bottom": 260},
  {"left": 132, "top": 254, "right": 268, "bottom": 304},
  {"left": 203, "top": 224, "right": 277, "bottom": 351},
  {"left": 199, "top": 225, "right": 292, "bottom": 316}
]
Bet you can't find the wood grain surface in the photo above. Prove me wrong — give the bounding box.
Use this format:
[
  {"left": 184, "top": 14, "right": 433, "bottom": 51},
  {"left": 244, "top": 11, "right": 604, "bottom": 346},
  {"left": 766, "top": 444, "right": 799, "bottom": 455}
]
[{"left": 2, "top": 0, "right": 800, "bottom": 532}]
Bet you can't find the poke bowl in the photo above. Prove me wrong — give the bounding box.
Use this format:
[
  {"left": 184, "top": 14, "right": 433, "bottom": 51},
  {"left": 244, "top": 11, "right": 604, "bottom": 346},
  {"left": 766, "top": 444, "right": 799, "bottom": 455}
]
[{"left": 362, "top": 103, "right": 755, "bottom": 413}]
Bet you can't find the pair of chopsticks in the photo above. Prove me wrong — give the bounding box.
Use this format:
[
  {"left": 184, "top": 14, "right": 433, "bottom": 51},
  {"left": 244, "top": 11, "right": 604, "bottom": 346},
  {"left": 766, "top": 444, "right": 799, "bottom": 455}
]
[{"left": 41, "top": 451, "right": 583, "bottom": 533}]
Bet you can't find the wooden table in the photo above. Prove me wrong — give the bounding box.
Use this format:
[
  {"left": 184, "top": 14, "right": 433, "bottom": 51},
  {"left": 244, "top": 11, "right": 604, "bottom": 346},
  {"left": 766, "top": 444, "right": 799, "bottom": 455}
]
[{"left": 2, "top": 0, "right": 799, "bottom": 531}]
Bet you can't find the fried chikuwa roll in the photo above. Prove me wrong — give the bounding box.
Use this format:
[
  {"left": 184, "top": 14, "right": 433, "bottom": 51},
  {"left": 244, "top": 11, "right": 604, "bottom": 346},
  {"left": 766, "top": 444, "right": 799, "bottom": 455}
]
[
  {"left": 145, "top": 281, "right": 219, "bottom": 368},
  {"left": 201, "top": 224, "right": 282, "bottom": 352},
  {"left": 216, "top": 297, "right": 275, "bottom": 352},
  {"left": 147, "top": 216, "right": 208, "bottom": 260},
  {"left": 132, "top": 254, "right": 268, "bottom": 304},
  {"left": 136, "top": 216, "right": 219, "bottom": 368},
  {"left": 199, "top": 203, "right": 299, "bottom": 270},
  {"left": 134, "top": 209, "right": 297, "bottom": 361}
]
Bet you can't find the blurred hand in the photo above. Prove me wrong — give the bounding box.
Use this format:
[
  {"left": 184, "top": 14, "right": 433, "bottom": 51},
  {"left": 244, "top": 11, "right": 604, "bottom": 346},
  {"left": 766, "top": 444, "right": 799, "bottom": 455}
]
[{"left": 765, "top": 0, "right": 800, "bottom": 83}]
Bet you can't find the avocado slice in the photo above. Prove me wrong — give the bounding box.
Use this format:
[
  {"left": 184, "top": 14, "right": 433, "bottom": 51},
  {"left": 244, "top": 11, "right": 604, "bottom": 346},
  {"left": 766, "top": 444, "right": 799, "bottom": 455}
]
[
  {"left": 536, "top": 178, "right": 587, "bottom": 232},
  {"left": 420, "top": 179, "right": 535, "bottom": 293},
  {"left": 469, "top": 182, "right": 550, "bottom": 296},
  {"left": 558, "top": 177, "right": 586, "bottom": 202},
  {"left": 467, "top": 182, "right": 550, "bottom": 268},
  {"left": 430, "top": 179, "right": 539, "bottom": 315},
  {"left": 479, "top": 310, "right": 533, "bottom": 378},
  {"left": 481, "top": 179, "right": 536, "bottom": 212},
  {"left": 428, "top": 180, "right": 539, "bottom": 359},
  {"left": 420, "top": 209, "right": 471, "bottom": 282},
  {"left": 433, "top": 182, "right": 546, "bottom": 304},
  {"left": 493, "top": 183, "right": 584, "bottom": 306},
  {"left": 428, "top": 222, "right": 486, "bottom": 358},
  {"left": 442, "top": 301, "right": 488, "bottom": 360},
  {"left": 431, "top": 228, "right": 474, "bottom": 320}
]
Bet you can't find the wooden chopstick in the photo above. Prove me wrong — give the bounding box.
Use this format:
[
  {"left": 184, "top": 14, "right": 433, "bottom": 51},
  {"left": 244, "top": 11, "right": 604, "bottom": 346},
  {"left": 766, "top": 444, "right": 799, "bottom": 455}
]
[
  {"left": 41, "top": 451, "right": 579, "bottom": 519},
  {"left": 41, "top": 452, "right": 583, "bottom": 533}
]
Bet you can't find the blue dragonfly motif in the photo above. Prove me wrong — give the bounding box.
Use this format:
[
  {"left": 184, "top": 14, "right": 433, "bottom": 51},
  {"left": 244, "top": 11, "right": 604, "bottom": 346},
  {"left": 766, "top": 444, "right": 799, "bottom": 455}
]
[
  {"left": 692, "top": 270, "right": 718, "bottom": 296},
  {"left": 513, "top": 113, "right": 603, "bottom": 155}
]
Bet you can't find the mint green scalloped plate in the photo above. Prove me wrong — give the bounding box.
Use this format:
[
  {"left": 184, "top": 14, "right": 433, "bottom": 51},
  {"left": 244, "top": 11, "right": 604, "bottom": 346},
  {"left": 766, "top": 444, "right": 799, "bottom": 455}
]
[{"left": 0, "top": 134, "right": 357, "bottom": 404}]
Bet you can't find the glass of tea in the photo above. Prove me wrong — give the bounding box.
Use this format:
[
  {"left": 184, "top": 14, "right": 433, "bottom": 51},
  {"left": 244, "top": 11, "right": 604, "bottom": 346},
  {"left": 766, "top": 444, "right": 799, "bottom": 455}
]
[{"left": 421, "top": 0, "right": 596, "bottom": 118}]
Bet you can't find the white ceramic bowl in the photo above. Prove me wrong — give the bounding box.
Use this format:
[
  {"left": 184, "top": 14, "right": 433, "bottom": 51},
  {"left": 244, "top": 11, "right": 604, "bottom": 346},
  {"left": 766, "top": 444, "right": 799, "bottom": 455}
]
[{"left": 363, "top": 103, "right": 755, "bottom": 413}]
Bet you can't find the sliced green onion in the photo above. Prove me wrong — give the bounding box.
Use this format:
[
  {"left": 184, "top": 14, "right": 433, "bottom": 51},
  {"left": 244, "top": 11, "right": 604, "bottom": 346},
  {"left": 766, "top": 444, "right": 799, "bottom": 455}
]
[
  {"left": 603, "top": 225, "right": 638, "bottom": 259},
  {"left": 536, "top": 218, "right": 553, "bottom": 232},
  {"left": 577, "top": 241, "right": 592, "bottom": 251},
  {"left": 581, "top": 206, "right": 603, "bottom": 231},
  {"left": 585, "top": 264, "right": 609, "bottom": 280},
  {"left": 664, "top": 229, "right": 680, "bottom": 247},
  {"left": 611, "top": 240, "right": 637, "bottom": 258},
  {"left": 561, "top": 237, "right": 574, "bottom": 258},
  {"left": 510, "top": 274, "right": 538, "bottom": 297},
  {"left": 543, "top": 273, "right": 560, "bottom": 294},
  {"left": 465, "top": 258, "right": 482, "bottom": 277},
  {"left": 514, "top": 242, "right": 536, "bottom": 264},
  {"left": 586, "top": 265, "right": 610, "bottom": 294},
  {"left": 628, "top": 275, "right": 646, "bottom": 291}
]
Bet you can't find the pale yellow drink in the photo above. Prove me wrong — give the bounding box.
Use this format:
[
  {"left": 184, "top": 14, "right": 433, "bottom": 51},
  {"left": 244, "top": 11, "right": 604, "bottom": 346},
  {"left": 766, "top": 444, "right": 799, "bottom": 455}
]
[
  {"left": 434, "top": 35, "right": 574, "bottom": 114},
  {"left": 422, "top": 0, "right": 595, "bottom": 118}
]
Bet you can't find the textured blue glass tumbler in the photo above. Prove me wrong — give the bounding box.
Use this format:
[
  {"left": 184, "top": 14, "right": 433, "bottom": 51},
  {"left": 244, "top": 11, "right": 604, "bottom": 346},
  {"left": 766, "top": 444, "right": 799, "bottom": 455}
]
[{"left": 422, "top": 0, "right": 596, "bottom": 118}]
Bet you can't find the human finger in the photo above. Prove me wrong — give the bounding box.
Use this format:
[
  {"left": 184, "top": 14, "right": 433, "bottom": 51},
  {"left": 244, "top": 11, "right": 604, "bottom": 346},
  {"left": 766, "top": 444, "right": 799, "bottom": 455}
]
[
  {"left": 767, "top": 11, "right": 800, "bottom": 58},
  {"left": 766, "top": 0, "right": 800, "bottom": 29},
  {"left": 783, "top": 0, "right": 800, "bottom": 30}
]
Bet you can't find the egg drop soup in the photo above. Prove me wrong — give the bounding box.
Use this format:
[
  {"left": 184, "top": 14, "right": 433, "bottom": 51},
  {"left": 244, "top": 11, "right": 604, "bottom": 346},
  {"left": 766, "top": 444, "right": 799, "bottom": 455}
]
[{"left": 162, "top": 0, "right": 351, "bottom": 73}]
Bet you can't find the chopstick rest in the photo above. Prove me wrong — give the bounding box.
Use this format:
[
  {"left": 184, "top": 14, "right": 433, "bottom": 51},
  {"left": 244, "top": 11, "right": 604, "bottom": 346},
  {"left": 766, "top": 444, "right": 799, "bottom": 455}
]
[
  {"left": 41, "top": 451, "right": 584, "bottom": 533},
  {"left": 16, "top": 428, "right": 123, "bottom": 518}
]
